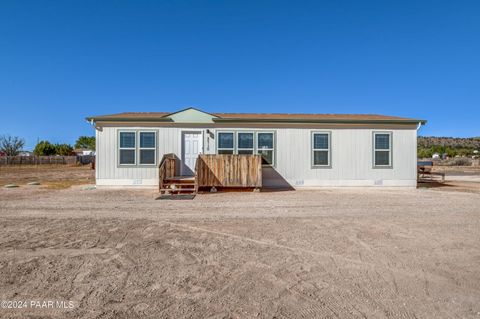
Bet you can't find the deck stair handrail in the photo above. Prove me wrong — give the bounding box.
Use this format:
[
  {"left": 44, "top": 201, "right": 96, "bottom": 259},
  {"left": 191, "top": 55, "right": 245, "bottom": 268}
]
[
  {"left": 194, "top": 157, "right": 199, "bottom": 193},
  {"left": 158, "top": 153, "right": 176, "bottom": 192}
]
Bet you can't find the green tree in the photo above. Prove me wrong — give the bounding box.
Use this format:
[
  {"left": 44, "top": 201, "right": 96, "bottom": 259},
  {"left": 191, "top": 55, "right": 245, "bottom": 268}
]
[
  {"left": 445, "top": 147, "right": 457, "bottom": 158},
  {"left": 33, "top": 141, "right": 57, "bottom": 156},
  {"left": 55, "top": 143, "right": 74, "bottom": 156},
  {"left": 0, "top": 135, "right": 25, "bottom": 156},
  {"left": 75, "top": 136, "right": 95, "bottom": 150},
  {"left": 417, "top": 148, "right": 432, "bottom": 159}
]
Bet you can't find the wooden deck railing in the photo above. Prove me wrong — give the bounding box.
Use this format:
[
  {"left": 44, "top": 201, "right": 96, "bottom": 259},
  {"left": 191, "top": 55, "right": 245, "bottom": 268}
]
[
  {"left": 158, "top": 153, "right": 176, "bottom": 192},
  {"left": 195, "top": 154, "right": 262, "bottom": 188}
]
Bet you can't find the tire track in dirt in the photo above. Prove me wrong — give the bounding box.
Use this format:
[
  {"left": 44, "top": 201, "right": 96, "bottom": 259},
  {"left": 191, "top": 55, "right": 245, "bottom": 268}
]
[
  {"left": 167, "top": 221, "right": 372, "bottom": 267},
  {"left": 166, "top": 221, "right": 420, "bottom": 318}
]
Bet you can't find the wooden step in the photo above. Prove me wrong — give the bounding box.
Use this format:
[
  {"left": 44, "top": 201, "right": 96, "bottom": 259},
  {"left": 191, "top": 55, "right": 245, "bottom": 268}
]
[
  {"left": 164, "top": 176, "right": 195, "bottom": 182},
  {"left": 163, "top": 182, "right": 195, "bottom": 186},
  {"left": 161, "top": 175, "right": 197, "bottom": 196},
  {"left": 160, "top": 188, "right": 195, "bottom": 192},
  {"left": 163, "top": 182, "right": 195, "bottom": 187},
  {"left": 164, "top": 180, "right": 195, "bottom": 184}
]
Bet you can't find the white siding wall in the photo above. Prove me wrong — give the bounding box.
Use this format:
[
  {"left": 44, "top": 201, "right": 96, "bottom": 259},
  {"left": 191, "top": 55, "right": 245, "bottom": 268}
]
[
  {"left": 270, "top": 128, "right": 417, "bottom": 187},
  {"left": 96, "top": 126, "right": 417, "bottom": 187},
  {"left": 97, "top": 127, "right": 181, "bottom": 186}
]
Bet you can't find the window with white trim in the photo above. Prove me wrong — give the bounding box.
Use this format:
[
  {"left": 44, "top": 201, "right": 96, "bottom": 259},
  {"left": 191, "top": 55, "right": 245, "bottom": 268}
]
[
  {"left": 237, "top": 132, "right": 254, "bottom": 154},
  {"left": 139, "top": 132, "right": 156, "bottom": 165},
  {"left": 257, "top": 132, "right": 274, "bottom": 165},
  {"left": 312, "top": 132, "right": 330, "bottom": 167},
  {"left": 119, "top": 132, "right": 136, "bottom": 165},
  {"left": 215, "top": 130, "right": 276, "bottom": 165},
  {"left": 373, "top": 132, "right": 392, "bottom": 167},
  {"left": 217, "top": 132, "right": 234, "bottom": 154}
]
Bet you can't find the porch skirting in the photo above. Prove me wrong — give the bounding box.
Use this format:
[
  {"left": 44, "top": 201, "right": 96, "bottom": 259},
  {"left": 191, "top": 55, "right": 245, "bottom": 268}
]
[
  {"left": 96, "top": 178, "right": 158, "bottom": 187},
  {"left": 96, "top": 178, "right": 416, "bottom": 188}
]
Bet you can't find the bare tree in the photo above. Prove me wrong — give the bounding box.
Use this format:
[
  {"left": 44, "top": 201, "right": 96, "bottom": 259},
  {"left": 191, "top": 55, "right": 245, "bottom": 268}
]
[{"left": 0, "top": 135, "right": 25, "bottom": 156}]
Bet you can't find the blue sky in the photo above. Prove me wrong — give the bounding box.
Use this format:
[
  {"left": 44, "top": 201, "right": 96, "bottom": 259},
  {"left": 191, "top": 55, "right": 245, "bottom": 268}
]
[{"left": 1, "top": 0, "right": 479, "bottom": 150}]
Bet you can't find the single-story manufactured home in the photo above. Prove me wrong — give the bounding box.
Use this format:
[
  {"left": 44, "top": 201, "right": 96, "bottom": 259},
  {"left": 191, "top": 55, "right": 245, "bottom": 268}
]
[{"left": 87, "top": 107, "right": 426, "bottom": 189}]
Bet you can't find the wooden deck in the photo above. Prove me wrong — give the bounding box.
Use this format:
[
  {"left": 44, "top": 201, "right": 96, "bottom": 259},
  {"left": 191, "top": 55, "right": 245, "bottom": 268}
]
[{"left": 158, "top": 154, "right": 263, "bottom": 197}]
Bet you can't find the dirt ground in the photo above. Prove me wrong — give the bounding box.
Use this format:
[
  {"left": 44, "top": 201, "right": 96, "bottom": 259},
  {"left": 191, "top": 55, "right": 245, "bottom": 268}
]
[
  {"left": 0, "top": 167, "right": 479, "bottom": 318},
  {"left": 0, "top": 165, "right": 94, "bottom": 189},
  {"left": 421, "top": 166, "right": 480, "bottom": 193}
]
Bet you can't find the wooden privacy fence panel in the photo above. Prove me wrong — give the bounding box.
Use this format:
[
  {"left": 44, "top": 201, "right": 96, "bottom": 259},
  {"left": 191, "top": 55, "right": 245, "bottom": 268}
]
[
  {"left": 196, "top": 154, "right": 262, "bottom": 188},
  {"left": 0, "top": 156, "right": 80, "bottom": 165}
]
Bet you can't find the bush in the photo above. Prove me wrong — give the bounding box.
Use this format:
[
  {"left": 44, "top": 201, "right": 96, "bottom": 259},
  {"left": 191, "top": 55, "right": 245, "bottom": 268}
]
[
  {"left": 75, "top": 136, "right": 95, "bottom": 150},
  {"left": 33, "top": 141, "right": 57, "bottom": 156},
  {"left": 417, "top": 148, "right": 432, "bottom": 159},
  {"left": 441, "top": 157, "right": 472, "bottom": 166},
  {"left": 55, "top": 143, "right": 74, "bottom": 156}
]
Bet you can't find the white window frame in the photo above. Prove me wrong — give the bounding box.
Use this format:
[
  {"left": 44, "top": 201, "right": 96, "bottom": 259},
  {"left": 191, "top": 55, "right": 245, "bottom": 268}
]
[
  {"left": 214, "top": 130, "right": 276, "bottom": 166},
  {"left": 373, "top": 131, "right": 393, "bottom": 168},
  {"left": 256, "top": 131, "right": 275, "bottom": 166},
  {"left": 118, "top": 131, "right": 137, "bottom": 166},
  {"left": 216, "top": 131, "right": 235, "bottom": 154},
  {"left": 138, "top": 131, "right": 157, "bottom": 166},
  {"left": 236, "top": 131, "right": 255, "bottom": 154},
  {"left": 311, "top": 131, "right": 331, "bottom": 168}
]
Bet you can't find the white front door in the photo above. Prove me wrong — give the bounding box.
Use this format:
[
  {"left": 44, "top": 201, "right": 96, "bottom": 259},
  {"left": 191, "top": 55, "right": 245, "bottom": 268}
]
[{"left": 181, "top": 131, "right": 203, "bottom": 175}]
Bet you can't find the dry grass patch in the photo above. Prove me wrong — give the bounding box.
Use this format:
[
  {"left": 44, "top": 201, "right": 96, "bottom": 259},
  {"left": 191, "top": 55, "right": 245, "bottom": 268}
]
[{"left": 0, "top": 165, "right": 94, "bottom": 188}]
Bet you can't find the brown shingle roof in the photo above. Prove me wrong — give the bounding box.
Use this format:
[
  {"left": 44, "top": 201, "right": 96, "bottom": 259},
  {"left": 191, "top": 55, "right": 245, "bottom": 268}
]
[
  {"left": 87, "top": 110, "right": 426, "bottom": 124},
  {"left": 213, "top": 113, "right": 413, "bottom": 121},
  {"left": 88, "top": 112, "right": 171, "bottom": 119}
]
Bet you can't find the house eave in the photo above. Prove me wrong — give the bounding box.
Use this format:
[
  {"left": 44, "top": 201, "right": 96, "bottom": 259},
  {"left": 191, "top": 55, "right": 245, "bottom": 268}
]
[
  {"left": 212, "top": 118, "right": 427, "bottom": 125},
  {"left": 86, "top": 117, "right": 174, "bottom": 123}
]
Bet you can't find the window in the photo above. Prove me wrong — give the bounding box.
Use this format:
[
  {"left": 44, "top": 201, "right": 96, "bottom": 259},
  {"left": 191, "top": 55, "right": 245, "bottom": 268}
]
[
  {"left": 139, "top": 132, "right": 156, "bottom": 165},
  {"left": 119, "top": 132, "right": 136, "bottom": 165},
  {"left": 215, "top": 130, "right": 276, "bottom": 165},
  {"left": 217, "top": 132, "right": 234, "bottom": 154},
  {"left": 312, "top": 132, "right": 331, "bottom": 167},
  {"left": 373, "top": 132, "right": 392, "bottom": 167},
  {"left": 237, "top": 132, "right": 254, "bottom": 154},
  {"left": 119, "top": 131, "right": 157, "bottom": 166},
  {"left": 257, "top": 132, "right": 274, "bottom": 165}
]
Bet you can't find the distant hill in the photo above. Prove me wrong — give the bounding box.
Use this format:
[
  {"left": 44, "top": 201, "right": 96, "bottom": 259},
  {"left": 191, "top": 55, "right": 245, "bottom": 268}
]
[
  {"left": 418, "top": 136, "right": 480, "bottom": 149},
  {"left": 417, "top": 136, "right": 480, "bottom": 158}
]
